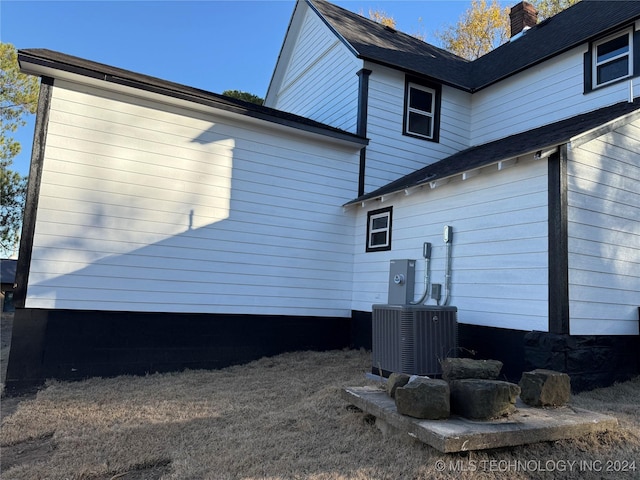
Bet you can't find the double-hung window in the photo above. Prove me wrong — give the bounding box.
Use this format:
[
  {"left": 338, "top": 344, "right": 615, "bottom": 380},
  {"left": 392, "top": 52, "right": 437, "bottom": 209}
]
[
  {"left": 585, "top": 27, "right": 639, "bottom": 93},
  {"left": 366, "top": 207, "right": 392, "bottom": 252},
  {"left": 593, "top": 29, "right": 633, "bottom": 88},
  {"left": 403, "top": 79, "right": 441, "bottom": 142}
]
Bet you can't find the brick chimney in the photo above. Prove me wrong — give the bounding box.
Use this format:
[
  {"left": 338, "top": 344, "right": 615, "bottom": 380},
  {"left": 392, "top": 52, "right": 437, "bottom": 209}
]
[{"left": 509, "top": 1, "right": 538, "bottom": 38}]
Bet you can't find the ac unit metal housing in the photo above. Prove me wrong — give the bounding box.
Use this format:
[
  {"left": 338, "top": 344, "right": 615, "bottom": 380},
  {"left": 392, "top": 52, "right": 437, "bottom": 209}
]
[{"left": 372, "top": 304, "right": 458, "bottom": 377}]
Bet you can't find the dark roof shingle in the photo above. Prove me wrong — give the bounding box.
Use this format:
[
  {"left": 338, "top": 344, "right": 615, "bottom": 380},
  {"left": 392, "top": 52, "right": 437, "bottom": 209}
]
[
  {"left": 309, "top": 0, "right": 470, "bottom": 89},
  {"left": 346, "top": 99, "right": 640, "bottom": 205},
  {"left": 310, "top": 0, "right": 640, "bottom": 91}
]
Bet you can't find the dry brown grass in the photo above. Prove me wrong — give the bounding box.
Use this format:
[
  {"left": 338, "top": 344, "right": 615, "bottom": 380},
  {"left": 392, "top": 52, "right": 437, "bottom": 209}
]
[{"left": 1, "top": 349, "right": 639, "bottom": 480}]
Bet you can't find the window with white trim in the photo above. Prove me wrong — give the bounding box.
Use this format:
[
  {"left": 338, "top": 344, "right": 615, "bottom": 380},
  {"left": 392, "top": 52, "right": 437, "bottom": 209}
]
[
  {"left": 592, "top": 29, "right": 633, "bottom": 88},
  {"left": 403, "top": 79, "right": 441, "bottom": 142},
  {"left": 366, "top": 207, "right": 392, "bottom": 252}
]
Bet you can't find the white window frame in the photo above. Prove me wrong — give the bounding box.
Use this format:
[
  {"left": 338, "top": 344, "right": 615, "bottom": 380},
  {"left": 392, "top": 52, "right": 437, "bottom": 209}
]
[
  {"left": 367, "top": 208, "right": 392, "bottom": 252},
  {"left": 592, "top": 28, "right": 633, "bottom": 89},
  {"left": 405, "top": 83, "right": 436, "bottom": 140}
]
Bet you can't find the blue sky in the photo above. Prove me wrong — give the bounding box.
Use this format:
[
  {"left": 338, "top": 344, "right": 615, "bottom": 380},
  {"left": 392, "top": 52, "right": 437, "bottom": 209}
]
[{"left": 2, "top": 0, "right": 482, "bottom": 176}]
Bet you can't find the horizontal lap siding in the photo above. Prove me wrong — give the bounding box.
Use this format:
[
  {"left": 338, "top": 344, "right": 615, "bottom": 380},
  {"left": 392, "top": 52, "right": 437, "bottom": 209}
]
[
  {"left": 270, "top": 8, "right": 359, "bottom": 132},
  {"left": 352, "top": 158, "right": 549, "bottom": 331},
  {"left": 364, "top": 66, "right": 471, "bottom": 193},
  {"left": 471, "top": 47, "right": 639, "bottom": 145},
  {"left": 26, "top": 80, "right": 359, "bottom": 316},
  {"left": 568, "top": 121, "right": 640, "bottom": 335}
]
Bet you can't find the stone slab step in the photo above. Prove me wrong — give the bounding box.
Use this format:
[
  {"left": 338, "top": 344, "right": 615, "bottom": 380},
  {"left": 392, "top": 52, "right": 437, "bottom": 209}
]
[{"left": 342, "top": 386, "right": 618, "bottom": 453}]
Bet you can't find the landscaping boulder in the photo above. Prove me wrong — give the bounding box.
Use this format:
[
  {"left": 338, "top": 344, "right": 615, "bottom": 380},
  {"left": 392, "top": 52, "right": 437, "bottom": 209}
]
[
  {"left": 519, "top": 369, "right": 571, "bottom": 407},
  {"left": 395, "top": 377, "right": 450, "bottom": 419},
  {"left": 450, "top": 379, "right": 520, "bottom": 420},
  {"left": 441, "top": 358, "right": 503, "bottom": 381},
  {"left": 386, "top": 372, "right": 411, "bottom": 398}
]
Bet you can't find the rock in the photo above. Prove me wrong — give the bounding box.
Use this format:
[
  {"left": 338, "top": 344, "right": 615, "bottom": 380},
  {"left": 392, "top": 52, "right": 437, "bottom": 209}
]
[
  {"left": 450, "top": 379, "right": 520, "bottom": 420},
  {"left": 519, "top": 369, "right": 571, "bottom": 407},
  {"left": 395, "top": 378, "right": 450, "bottom": 419},
  {"left": 441, "top": 358, "right": 503, "bottom": 381},
  {"left": 386, "top": 373, "right": 411, "bottom": 398}
]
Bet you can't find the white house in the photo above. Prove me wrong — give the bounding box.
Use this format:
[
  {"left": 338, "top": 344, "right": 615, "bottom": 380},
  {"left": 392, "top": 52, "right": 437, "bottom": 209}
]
[{"left": 6, "top": 0, "right": 640, "bottom": 392}]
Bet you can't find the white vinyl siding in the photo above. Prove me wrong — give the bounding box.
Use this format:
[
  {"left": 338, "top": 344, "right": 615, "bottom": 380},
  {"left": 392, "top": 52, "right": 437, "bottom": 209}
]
[
  {"left": 267, "top": 7, "right": 360, "bottom": 132},
  {"left": 567, "top": 119, "right": 640, "bottom": 335},
  {"left": 471, "top": 46, "right": 640, "bottom": 146},
  {"left": 352, "top": 156, "right": 549, "bottom": 331},
  {"left": 25, "top": 80, "right": 360, "bottom": 317},
  {"left": 364, "top": 65, "right": 471, "bottom": 193}
]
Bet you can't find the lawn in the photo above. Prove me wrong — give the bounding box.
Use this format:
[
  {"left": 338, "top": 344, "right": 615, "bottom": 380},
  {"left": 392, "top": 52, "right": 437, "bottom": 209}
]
[{"left": 1, "top": 348, "right": 639, "bottom": 479}]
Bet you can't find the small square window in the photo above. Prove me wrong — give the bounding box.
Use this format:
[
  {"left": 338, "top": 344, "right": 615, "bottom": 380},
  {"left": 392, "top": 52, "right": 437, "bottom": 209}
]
[
  {"left": 366, "top": 207, "right": 392, "bottom": 252},
  {"left": 592, "top": 29, "right": 633, "bottom": 88},
  {"left": 403, "top": 79, "right": 441, "bottom": 142}
]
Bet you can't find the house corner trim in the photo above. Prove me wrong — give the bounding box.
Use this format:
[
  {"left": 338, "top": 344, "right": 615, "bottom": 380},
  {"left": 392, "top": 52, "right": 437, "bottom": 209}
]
[
  {"left": 357, "top": 69, "right": 372, "bottom": 197},
  {"left": 547, "top": 144, "right": 570, "bottom": 334},
  {"left": 14, "top": 76, "right": 53, "bottom": 308}
]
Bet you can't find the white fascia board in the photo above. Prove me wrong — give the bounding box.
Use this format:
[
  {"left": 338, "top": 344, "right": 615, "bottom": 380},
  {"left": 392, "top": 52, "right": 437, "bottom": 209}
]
[{"left": 569, "top": 107, "right": 640, "bottom": 149}]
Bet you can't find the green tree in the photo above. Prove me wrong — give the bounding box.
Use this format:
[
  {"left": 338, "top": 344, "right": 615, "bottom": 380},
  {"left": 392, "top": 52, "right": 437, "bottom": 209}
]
[
  {"left": 434, "top": 0, "right": 581, "bottom": 60},
  {"left": 222, "top": 89, "right": 264, "bottom": 105},
  {"left": 435, "top": 0, "right": 509, "bottom": 60},
  {"left": 1, "top": 42, "right": 39, "bottom": 257}
]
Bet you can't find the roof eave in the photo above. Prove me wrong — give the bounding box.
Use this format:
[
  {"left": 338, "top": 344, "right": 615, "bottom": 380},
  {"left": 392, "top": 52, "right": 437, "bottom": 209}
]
[
  {"left": 360, "top": 56, "right": 473, "bottom": 93},
  {"left": 471, "top": 14, "right": 640, "bottom": 92},
  {"left": 343, "top": 145, "right": 560, "bottom": 208},
  {"left": 18, "top": 50, "right": 368, "bottom": 148},
  {"left": 345, "top": 100, "right": 640, "bottom": 208}
]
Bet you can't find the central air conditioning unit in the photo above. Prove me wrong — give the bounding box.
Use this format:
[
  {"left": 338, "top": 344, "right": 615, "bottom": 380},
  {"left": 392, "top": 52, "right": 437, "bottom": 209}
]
[{"left": 372, "top": 304, "right": 458, "bottom": 377}]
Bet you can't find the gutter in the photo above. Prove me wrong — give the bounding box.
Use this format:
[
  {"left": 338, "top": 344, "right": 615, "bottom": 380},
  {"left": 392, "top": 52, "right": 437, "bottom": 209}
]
[{"left": 18, "top": 49, "right": 368, "bottom": 148}]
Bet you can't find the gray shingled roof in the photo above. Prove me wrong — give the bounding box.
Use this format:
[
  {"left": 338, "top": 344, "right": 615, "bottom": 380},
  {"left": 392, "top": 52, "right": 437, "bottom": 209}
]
[
  {"left": 310, "top": 0, "right": 640, "bottom": 91},
  {"left": 309, "top": 0, "right": 470, "bottom": 89},
  {"left": 345, "top": 99, "right": 640, "bottom": 206}
]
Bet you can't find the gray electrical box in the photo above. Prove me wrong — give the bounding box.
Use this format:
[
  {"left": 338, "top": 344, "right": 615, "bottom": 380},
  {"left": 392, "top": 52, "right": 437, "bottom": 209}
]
[{"left": 388, "top": 259, "right": 415, "bottom": 304}]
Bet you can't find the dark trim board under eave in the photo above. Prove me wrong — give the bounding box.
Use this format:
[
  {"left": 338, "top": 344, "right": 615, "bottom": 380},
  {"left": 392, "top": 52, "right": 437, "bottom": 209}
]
[
  {"left": 4, "top": 309, "right": 360, "bottom": 394},
  {"left": 14, "top": 77, "right": 53, "bottom": 309}
]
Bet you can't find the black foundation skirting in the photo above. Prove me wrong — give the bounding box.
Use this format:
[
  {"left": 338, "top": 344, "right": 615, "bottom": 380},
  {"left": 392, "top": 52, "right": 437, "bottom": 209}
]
[
  {"left": 350, "top": 310, "right": 372, "bottom": 350},
  {"left": 457, "top": 324, "right": 527, "bottom": 383},
  {"left": 366, "top": 317, "right": 527, "bottom": 382},
  {"left": 524, "top": 331, "right": 640, "bottom": 392},
  {"left": 5, "top": 308, "right": 368, "bottom": 394},
  {"left": 371, "top": 320, "right": 639, "bottom": 392}
]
